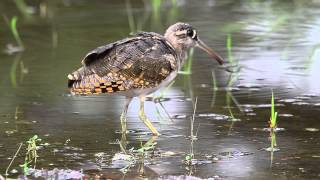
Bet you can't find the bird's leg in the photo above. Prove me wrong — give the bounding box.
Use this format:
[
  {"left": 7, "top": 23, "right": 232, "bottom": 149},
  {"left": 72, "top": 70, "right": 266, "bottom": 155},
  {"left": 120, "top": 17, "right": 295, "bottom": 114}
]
[
  {"left": 139, "top": 96, "right": 160, "bottom": 136},
  {"left": 120, "top": 97, "right": 132, "bottom": 135}
]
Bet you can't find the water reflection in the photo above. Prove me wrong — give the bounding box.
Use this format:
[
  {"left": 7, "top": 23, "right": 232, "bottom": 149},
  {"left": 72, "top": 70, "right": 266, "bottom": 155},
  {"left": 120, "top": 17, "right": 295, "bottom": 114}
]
[
  {"left": 308, "top": 48, "right": 320, "bottom": 93},
  {"left": 1, "top": 0, "right": 320, "bottom": 179}
]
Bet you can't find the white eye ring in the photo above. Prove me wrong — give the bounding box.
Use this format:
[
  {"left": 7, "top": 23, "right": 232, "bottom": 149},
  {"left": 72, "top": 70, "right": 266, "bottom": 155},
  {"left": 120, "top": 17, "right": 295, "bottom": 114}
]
[{"left": 192, "top": 30, "right": 197, "bottom": 39}]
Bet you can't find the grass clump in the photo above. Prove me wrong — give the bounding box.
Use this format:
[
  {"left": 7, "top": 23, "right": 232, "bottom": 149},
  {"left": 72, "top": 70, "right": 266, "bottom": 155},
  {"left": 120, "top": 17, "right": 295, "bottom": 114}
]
[
  {"left": 20, "top": 135, "right": 42, "bottom": 174},
  {"left": 5, "top": 135, "right": 42, "bottom": 177},
  {"left": 267, "top": 91, "right": 279, "bottom": 167}
]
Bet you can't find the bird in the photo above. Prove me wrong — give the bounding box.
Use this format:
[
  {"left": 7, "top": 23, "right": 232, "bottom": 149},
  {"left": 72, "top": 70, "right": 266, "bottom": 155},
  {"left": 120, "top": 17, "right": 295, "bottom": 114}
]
[{"left": 67, "top": 22, "right": 224, "bottom": 136}]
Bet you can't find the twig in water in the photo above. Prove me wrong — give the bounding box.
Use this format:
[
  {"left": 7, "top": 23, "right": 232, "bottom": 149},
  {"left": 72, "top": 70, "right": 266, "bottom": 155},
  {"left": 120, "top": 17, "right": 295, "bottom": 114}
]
[{"left": 5, "top": 143, "right": 23, "bottom": 176}]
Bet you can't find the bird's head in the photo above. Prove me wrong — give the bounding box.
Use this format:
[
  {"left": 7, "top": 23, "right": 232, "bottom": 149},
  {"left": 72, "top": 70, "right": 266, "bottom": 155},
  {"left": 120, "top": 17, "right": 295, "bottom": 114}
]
[{"left": 164, "top": 22, "right": 224, "bottom": 65}]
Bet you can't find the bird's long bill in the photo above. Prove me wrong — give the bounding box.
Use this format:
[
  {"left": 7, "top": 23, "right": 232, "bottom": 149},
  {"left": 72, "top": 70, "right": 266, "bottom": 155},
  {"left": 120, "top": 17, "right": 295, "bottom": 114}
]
[{"left": 197, "top": 39, "right": 224, "bottom": 65}]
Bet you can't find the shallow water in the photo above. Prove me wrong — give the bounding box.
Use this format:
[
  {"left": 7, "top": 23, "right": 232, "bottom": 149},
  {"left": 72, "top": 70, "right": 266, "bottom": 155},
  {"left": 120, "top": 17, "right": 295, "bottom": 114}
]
[{"left": 0, "top": 0, "right": 320, "bottom": 179}]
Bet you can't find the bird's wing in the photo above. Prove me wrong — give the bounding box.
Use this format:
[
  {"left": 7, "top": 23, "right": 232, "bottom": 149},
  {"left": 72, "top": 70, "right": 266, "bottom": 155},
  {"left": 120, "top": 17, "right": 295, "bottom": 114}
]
[{"left": 68, "top": 32, "right": 178, "bottom": 94}]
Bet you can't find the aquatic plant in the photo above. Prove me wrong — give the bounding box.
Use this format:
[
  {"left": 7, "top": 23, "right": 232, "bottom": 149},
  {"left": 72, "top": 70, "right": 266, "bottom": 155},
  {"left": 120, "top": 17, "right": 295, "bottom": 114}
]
[
  {"left": 20, "top": 135, "right": 42, "bottom": 174},
  {"left": 185, "top": 97, "right": 198, "bottom": 166},
  {"left": 227, "top": 33, "right": 234, "bottom": 64},
  {"left": 5, "top": 135, "right": 42, "bottom": 177},
  {"left": 10, "top": 57, "right": 19, "bottom": 88},
  {"left": 270, "top": 91, "right": 277, "bottom": 129},
  {"left": 13, "top": 0, "right": 35, "bottom": 19},
  {"left": 269, "top": 129, "right": 277, "bottom": 166},
  {"left": 210, "top": 70, "right": 218, "bottom": 107},
  {"left": 115, "top": 136, "right": 157, "bottom": 174},
  {"left": 225, "top": 74, "right": 242, "bottom": 121},
  {"left": 10, "top": 16, "right": 24, "bottom": 49},
  {"left": 224, "top": 33, "right": 242, "bottom": 133},
  {"left": 3, "top": 15, "right": 24, "bottom": 55},
  {"left": 267, "top": 91, "right": 279, "bottom": 167}
]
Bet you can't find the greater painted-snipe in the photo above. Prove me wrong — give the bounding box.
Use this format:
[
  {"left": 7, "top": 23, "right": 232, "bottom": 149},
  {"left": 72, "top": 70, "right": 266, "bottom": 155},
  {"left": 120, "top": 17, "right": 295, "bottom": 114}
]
[{"left": 67, "top": 22, "right": 224, "bottom": 136}]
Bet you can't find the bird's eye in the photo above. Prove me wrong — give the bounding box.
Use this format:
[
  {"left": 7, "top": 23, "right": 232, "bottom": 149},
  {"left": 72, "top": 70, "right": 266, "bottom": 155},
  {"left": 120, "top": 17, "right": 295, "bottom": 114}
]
[
  {"left": 186, "top": 29, "right": 194, "bottom": 37},
  {"left": 186, "top": 29, "right": 197, "bottom": 40}
]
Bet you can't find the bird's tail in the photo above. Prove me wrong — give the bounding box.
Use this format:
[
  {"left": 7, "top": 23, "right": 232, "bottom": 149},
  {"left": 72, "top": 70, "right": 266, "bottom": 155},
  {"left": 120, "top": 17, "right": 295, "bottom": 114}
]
[
  {"left": 67, "top": 68, "right": 125, "bottom": 95},
  {"left": 67, "top": 67, "right": 86, "bottom": 88}
]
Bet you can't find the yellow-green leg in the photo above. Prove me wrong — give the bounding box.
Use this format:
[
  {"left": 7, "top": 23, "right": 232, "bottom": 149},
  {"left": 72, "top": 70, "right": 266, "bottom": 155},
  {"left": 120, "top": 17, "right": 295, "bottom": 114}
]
[
  {"left": 120, "top": 97, "right": 132, "bottom": 135},
  {"left": 139, "top": 96, "right": 160, "bottom": 136}
]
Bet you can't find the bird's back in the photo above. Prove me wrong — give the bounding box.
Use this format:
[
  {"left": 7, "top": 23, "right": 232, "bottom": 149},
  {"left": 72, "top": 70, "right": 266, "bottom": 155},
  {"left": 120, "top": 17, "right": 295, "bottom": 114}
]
[{"left": 68, "top": 32, "right": 178, "bottom": 96}]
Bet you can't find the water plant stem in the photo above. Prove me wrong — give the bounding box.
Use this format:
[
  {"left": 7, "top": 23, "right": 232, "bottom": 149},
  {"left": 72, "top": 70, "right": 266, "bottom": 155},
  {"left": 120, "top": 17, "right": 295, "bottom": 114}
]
[
  {"left": 5, "top": 143, "right": 23, "bottom": 176},
  {"left": 10, "top": 16, "right": 24, "bottom": 49},
  {"left": 270, "top": 90, "right": 277, "bottom": 129}
]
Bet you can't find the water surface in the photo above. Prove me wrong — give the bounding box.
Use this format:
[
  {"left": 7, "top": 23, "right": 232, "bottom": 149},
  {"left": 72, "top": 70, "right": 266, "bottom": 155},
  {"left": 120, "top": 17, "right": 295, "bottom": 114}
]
[{"left": 0, "top": 0, "right": 319, "bottom": 179}]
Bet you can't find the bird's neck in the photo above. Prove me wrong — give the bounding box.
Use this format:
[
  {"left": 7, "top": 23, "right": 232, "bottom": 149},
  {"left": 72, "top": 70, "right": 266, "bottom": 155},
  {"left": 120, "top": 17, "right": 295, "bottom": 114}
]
[
  {"left": 164, "top": 34, "right": 189, "bottom": 69},
  {"left": 165, "top": 41, "right": 187, "bottom": 68}
]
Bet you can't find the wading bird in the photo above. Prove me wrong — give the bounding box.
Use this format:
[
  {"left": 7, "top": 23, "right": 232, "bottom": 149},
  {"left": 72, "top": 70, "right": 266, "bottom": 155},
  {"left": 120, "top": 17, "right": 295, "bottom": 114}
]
[{"left": 67, "top": 22, "right": 224, "bottom": 136}]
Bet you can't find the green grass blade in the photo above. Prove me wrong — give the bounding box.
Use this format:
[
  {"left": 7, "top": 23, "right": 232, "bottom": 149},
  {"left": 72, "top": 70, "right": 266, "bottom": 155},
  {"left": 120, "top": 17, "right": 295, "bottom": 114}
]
[
  {"left": 271, "top": 91, "right": 277, "bottom": 128},
  {"left": 227, "top": 33, "right": 234, "bottom": 64},
  {"left": 10, "top": 16, "right": 24, "bottom": 48},
  {"left": 125, "top": 0, "right": 136, "bottom": 33}
]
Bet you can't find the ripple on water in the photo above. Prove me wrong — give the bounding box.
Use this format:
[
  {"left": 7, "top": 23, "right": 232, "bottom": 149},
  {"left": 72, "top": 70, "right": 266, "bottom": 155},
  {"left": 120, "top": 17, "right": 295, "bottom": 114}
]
[
  {"left": 264, "top": 147, "right": 280, "bottom": 152},
  {"left": 198, "top": 113, "right": 240, "bottom": 121},
  {"left": 218, "top": 151, "right": 254, "bottom": 158},
  {"left": 242, "top": 107, "right": 254, "bottom": 112},
  {"left": 295, "top": 96, "right": 312, "bottom": 100},
  {"left": 240, "top": 104, "right": 285, "bottom": 108},
  {"left": 225, "top": 87, "right": 241, "bottom": 91},
  {"left": 292, "top": 102, "right": 310, "bottom": 106},
  {"left": 278, "top": 113, "right": 294, "bottom": 117},
  {"left": 26, "top": 168, "right": 84, "bottom": 179},
  {"left": 253, "top": 127, "right": 286, "bottom": 132},
  {"left": 246, "top": 113, "right": 257, "bottom": 116},
  {"left": 236, "top": 83, "right": 264, "bottom": 88},
  {"left": 160, "top": 175, "right": 220, "bottom": 180},
  {"left": 279, "top": 98, "right": 302, "bottom": 103},
  {"left": 305, "top": 128, "right": 319, "bottom": 132},
  {"left": 301, "top": 93, "right": 319, "bottom": 97}
]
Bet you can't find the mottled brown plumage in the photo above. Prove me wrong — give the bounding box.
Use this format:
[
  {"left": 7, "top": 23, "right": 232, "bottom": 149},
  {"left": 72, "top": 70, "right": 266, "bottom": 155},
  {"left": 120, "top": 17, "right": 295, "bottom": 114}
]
[
  {"left": 68, "top": 32, "right": 178, "bottom": 96},
  {"left": 67, "top": 22, "right": 224, "bottom": 135}
]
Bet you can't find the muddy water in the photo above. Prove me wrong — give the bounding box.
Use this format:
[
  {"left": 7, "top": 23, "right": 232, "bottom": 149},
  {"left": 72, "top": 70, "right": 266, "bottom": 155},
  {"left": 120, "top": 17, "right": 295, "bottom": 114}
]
[{"left": 0, "top": 0, "right": 320, "bottom": 179}]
